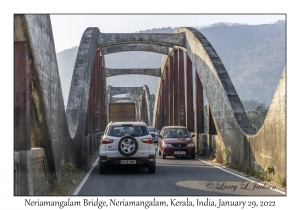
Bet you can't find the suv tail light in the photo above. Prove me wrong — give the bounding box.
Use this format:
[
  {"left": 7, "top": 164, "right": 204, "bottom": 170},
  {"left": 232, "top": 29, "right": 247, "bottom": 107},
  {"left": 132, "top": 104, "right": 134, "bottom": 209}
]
[
  {"left": 101, "top": 138, "right": 115, "bottom": 144},
  {"left": 141, "top": 138, "right": 153, "bottom": 144}
]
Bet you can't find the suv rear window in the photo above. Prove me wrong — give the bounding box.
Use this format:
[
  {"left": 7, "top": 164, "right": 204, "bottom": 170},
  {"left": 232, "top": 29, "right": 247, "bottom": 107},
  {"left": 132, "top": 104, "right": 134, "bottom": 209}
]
[{"left": 107, "top": 126, "right": 149, "bottom": 137}]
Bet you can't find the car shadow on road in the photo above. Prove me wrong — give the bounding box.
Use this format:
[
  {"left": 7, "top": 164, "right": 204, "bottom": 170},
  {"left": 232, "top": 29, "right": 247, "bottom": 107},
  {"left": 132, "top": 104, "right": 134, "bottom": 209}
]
[{"left": 103, "top": 166, "right": 152, "bottom": 175}]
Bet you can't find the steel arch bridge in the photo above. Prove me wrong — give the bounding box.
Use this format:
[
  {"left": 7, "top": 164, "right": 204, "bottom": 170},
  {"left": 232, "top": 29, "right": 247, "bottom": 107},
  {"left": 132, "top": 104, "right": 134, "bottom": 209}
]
[{"left": 14, "top": 14, "right": 286, "bottom": 195}]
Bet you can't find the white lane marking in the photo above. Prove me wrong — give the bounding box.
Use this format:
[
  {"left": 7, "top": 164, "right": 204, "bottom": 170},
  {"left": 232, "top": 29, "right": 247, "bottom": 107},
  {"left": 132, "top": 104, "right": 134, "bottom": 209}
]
[
  {"left": 195, "top": 157, "right": 286, "bottom": 195},
  {"left": 72, "top": 157, "right": 99, "bottom": 195}
]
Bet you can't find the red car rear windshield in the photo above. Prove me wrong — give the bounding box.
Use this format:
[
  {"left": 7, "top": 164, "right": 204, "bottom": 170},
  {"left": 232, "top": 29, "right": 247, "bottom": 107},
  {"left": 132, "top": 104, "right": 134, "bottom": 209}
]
[{"left": 163, "top": 128, "right": 191, "bottom": 138}]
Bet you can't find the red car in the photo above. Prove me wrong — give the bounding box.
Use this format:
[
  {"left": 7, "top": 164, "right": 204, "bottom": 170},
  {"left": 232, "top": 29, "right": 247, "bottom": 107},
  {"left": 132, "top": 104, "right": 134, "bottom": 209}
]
[{"left": 158, "top": 126, "right": 195, "bottom": 159}]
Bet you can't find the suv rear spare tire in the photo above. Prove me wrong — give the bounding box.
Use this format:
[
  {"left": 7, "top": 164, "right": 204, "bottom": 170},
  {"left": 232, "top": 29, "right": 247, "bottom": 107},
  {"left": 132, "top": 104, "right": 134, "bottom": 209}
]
[{"left": 118, "top": 136, "right": 138, "bottom": 156}]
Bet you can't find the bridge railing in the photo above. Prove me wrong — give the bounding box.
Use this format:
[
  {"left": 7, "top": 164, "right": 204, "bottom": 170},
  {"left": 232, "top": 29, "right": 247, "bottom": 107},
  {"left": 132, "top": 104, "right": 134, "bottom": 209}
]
[{"left": 14, "top": 148, "right": 51, "bottom": 195}]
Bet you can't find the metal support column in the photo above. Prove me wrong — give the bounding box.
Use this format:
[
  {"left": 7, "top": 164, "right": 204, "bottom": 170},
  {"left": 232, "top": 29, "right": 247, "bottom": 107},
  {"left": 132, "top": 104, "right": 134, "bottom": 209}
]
[
  {"left": 185, "top": 54, "right": 194, "bottom": 131},
  {"left": 168, "top": 54, "right": 174, "bottom": 125},
  {"left": 173, "top": 49, "right": 179, "bottom": 125},
  {"left": 165, "top": 64, "right": 170, "bottom": 126},
  {"left": 178, "top": 49, "right": 186, "bottom": 126},
  {"left": 14, "top": 41, "right": 33, "bottom": 195},
  {"left": 196, "top": 71, "right": 204, "bottom": 133},
  {"left": 162, "top": 69, "right": 166, "bottom": 127},
  {"left": 101, "top": 55, "right": 107, "bottom": 129},
  {"left": 140, "top": 95, "right": 148, "bottom": 123},
  {"left": 159, "top": 86, "right": 163, "bottom": 130},
  {"left": 14, "top": 41, "right": 31, "bottom": 151}
]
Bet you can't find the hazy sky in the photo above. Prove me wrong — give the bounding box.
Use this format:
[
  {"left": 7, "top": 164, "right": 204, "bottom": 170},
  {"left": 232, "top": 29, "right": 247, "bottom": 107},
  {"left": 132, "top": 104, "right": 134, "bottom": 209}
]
[{"left": 50, "top": 14, "right": 285, "bottom": 53}]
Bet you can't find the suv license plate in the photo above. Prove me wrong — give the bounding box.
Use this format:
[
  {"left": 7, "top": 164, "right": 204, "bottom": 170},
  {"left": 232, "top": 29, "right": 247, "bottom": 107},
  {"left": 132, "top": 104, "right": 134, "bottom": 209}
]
[
  {"left": 120, "top": 160, "right": 136, "bottom": 164},
  {"left": 174, "top": 151, "right": 186, "bottom": 155}
]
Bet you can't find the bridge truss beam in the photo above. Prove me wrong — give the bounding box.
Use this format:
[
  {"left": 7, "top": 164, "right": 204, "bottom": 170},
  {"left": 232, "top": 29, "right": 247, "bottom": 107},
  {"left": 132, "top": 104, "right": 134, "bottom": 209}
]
[
  {"left": 105, "top": 67, "right": 161, "bottom": 77},
  {"left": 100, "top": 44, "right": 169, "bottom": 55}
]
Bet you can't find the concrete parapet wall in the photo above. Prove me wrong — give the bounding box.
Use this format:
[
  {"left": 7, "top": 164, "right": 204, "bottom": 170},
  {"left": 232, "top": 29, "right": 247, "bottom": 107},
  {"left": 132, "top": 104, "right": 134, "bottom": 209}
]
[
  {"left": 84, "top": 133, "right": 101, "bottom": 165},
  {"left": 198, "top": 68, "right": 286, "bottom": 181},
  {"left": 83, "top": 135, "right": 90, "bottom": 165},
  {"left": 14, "top": 152, "right": 21, "bottom": 195},
  {"left": 14, "top": 148, "right": 51, "bottom": 195},
  {"left": 31, "top": 148, "right": 51, "bottom": 195},
  {"left": 198, "top": 134, "right": 226, "bottom": 162},
  {"left": 198, "top": 134, "right": 210, "bottom": 156},
  {"left": 14, "top": 150, "right": 33, "bottom": 195},
  {"left": 248, "top": 68, "right": 286, "bottom": 181}
]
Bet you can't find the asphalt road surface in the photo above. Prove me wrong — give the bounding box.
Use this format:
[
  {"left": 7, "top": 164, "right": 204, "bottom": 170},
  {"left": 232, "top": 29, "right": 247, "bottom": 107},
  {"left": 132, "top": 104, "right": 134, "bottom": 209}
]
[{"left": 75, "top": 147, "right": 285, "bottom": 196}]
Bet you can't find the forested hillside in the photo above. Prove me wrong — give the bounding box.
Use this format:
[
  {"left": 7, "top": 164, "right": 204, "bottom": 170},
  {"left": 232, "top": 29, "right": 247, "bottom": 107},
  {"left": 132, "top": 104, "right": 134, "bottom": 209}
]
[
  {"left": 56, "top": 21, "right": 285, "bottom": 110},
  {"left": 197, "top": 21, "right": 285, "bottom": 105}
]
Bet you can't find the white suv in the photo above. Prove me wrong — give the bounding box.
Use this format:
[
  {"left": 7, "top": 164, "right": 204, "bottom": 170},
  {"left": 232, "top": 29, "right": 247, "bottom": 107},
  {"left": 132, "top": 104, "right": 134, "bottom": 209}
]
[{"left": 98, "top": 121, "right": 156, "bottom": 174}]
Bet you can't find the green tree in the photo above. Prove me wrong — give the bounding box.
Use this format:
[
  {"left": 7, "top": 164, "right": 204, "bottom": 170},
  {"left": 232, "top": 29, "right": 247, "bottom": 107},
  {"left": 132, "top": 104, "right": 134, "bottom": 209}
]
[
  {"left": 149, "top": 94, "right": 156, "bottom": 103},
  {"left": 247, "top": 103, "right": 269, "bottom": 132}
]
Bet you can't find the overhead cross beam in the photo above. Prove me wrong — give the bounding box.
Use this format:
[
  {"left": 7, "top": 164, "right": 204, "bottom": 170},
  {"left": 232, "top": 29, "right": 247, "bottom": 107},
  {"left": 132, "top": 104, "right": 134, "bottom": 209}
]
[
  {"left": 105, "top": 67, "right": 161, "bottom": 77},
  {"left": 112, "top": 96, "right": 135, "bottom": 102},
  {"left": 97, "top": 32, "right": 186, "bottom": 48},
  {"left": 110, "top": 86, "right": 145, "bottom": 96},
  {"left": 100, "top": 44, "right": 169, "bottom": 55}
]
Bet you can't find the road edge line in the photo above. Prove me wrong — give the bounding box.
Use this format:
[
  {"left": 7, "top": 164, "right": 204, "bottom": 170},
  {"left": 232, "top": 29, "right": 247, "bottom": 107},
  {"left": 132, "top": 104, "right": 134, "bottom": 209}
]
[
  {"left": 72, "top": 157, "right": 99, "bottom": 195},
  {"left": 195, "top": 157, "right": 286, "bottom": 195}
]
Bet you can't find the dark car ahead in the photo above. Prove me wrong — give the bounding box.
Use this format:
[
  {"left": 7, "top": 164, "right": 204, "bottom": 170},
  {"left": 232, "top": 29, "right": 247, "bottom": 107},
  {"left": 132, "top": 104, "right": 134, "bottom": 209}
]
[{"left": 158, "top": 126, "right": 195, "bottom": 159}]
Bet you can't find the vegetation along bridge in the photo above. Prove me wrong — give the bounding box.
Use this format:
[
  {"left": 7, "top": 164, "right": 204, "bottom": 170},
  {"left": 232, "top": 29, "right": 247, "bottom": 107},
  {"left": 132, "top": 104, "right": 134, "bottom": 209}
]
[{"left": 14, "top": 14, "right": 286, "bottom": 195}]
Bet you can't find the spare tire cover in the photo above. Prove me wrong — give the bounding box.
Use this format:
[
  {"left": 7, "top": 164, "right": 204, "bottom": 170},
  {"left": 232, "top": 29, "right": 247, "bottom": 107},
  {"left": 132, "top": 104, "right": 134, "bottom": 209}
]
[{"left": 118, "top": 136, "right": 138, "bottom": 156}]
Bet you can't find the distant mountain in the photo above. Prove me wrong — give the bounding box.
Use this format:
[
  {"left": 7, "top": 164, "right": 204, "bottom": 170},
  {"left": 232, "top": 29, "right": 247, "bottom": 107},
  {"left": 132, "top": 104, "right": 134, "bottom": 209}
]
[
  {"left": 196, "top": 21, "right": 285, "bottom": 106},
  {"left": 56, "top": 21, "right": 285, "bottom": 108}
]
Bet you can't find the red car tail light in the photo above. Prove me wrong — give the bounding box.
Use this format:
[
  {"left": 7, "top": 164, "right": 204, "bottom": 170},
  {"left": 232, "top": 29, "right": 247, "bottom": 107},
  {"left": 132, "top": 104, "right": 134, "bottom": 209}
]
[
  {"left": 101, "top": 138, "right": 115, "bottom": 144},
  {"left": 141, "top": 138, "right": 154, "bottom": 144}
]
